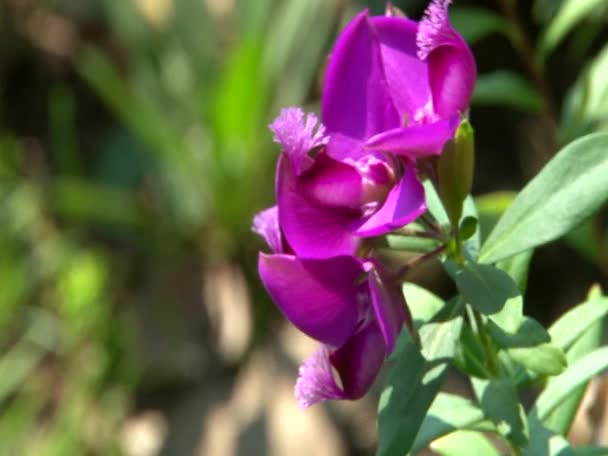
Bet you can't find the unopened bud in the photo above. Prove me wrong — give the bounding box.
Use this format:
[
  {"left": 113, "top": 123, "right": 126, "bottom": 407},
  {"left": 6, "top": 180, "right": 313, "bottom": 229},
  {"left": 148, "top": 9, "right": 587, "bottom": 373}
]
[{"left": 437, "top": 118, "right": 475, "bottom": 227}]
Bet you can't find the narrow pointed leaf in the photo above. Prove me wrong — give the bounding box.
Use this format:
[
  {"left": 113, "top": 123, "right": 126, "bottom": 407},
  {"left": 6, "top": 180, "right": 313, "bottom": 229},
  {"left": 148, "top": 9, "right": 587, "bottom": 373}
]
[
  {"left": 480, "top": 133, "right": 608, "bottom": 264},
  {"left": 544, "top": 320, "right": 603, "bottom": 434},
  {"left": 549, "top": 296, "right": 608, "bottom": 351},
  {"left": 508, "top": 343, "right": 567, "bottom": 376},
  {"left": 377, "top": 313, "right": 463, "bottom": 455},
  {"left": 533, "top": 346, "right": 608, "bottom": 421}
]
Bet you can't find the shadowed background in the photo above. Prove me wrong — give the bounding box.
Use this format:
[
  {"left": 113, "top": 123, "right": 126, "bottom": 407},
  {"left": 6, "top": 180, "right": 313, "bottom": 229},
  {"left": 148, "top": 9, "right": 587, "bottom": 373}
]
[{"left": 1, "top": 0, "right": 607, "bottom": 454}]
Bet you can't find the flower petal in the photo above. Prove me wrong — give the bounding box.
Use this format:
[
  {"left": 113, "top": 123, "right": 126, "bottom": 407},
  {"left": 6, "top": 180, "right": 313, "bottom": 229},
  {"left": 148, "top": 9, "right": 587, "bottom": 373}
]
[
  {"left": 295, "top": 346, "right": 345, "bottom": 409},
  {"left": 330, "top": 320, "right": 386, "bottom": 399},
  {"left": 322, "top": 11, "right": 400, "bottom": 142},
  {"left": 428, "top": 43, "right": 476, "bottom": 118},
  {"left": 252, "top": 206, "right": 283, "bottom": 253},
  {"left": 295, "top": 320, "right": 386, "bottom": 408},
  {"left": 277, "top": 154, "right": 360, "bottom": 258},
  {"left": 355, "top": 164, "right": 425, "bottom": 236},
  {"left": 367, "top": 263, "right": 410, "bottom": 353},
  {"left": 365, "top": 116, "right": 459, "bottom": 157},
  {"left": 299, "top": 152, "right": 364, "bottom": 209},
  {"left": 371, "top": 16, "right": 430, "bottom": 122},
  {"left": 258, "top": 253, "right": 364, "bottom": 347},
  {"left": 416, "top": 0, "right": 476, "bottom": 118},
  {"left": 269, "top": 107, "right": 327, "bottom": 175}
]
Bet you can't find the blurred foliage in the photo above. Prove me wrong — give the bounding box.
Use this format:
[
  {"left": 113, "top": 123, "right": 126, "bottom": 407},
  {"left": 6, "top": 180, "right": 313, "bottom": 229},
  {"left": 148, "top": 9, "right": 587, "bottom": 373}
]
[{"left": 0, "top": 0, "right": 607, "bottom": 454}]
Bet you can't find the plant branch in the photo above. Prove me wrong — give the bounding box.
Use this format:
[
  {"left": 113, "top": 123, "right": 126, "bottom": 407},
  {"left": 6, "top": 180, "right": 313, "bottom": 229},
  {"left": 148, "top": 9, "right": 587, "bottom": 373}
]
[
  {"left": 496, "top": 0, "right": 559, "bottom": 127},
  {"left": 395, "top": 244, "right": 446, "bottom": 279},
  {"left": 473, "top": 308, "right": 498, "bottom": 376}
]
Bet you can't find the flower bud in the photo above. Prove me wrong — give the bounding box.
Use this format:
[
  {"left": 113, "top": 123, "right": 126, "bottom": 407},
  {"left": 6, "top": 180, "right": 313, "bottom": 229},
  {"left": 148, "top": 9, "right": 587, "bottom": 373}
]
[{"left": 437, "top": 118, "right": 475, "bottom": 227}]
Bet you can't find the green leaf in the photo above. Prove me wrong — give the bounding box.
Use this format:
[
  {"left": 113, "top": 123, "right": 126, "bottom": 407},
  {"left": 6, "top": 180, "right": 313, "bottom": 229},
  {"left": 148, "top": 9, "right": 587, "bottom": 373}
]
[
  {"left": 424, "top": 179, "right": 450, "bottom": 227},
  {"left": 431, "top": 430, "right": 500, "bottom": 456},
  {"left": 412, "top": 393, "right": 485, "bottom": 453},
  {"left": 462, "top": 196, "right": 481, "bottom": 261},
  {"left": 0, "top": 342, "right": 44, "bottom": 403},
  {"left": 402, "top": 283, "right": 444, "bottom": 329},
  {"left": 549, "top": 296, "right": 608, "bottom": 351},
  {"left": 524, "top": 412, "right": 574, "bottom": 456},
  {"left": 496, "top": 249, "right": 534, "bottom": 293},
  {"left": 475, "top": 191, "right": 516, "bottom": 242},
  {"left": 573, "top": 447, "right": 608, "bottom": 456},
  {"left": 488, "top": 317, "right": 550, "bottom": 348},
  {"left": 460, "top": 216, "right": 478, "bottom": 241},
  {"left": 480, "top": 133, "right": 608, "bottom": 264},
  {"left": 561, "top": 43, "right": 608, "bottom": 142},
  {"left": 449, "top": 262, "right": 521, "bottom": 315},
  {"left": 508, "top": 343, "right": 568, "bottom": 376},
  {"left": 377, "top": 342, "right": 447, "bottom": 456},
  {"left": 479, "top": 379, "right": 529, "bottom": 446},
  {"left": 473, "top": 71, "right": 543, "bottom": 112},
  {"left": 454, "top": 324, "right": 491, "bottom": 378},
  {"left": 533, "top": 346, "right": 608, "bottom": 421},
  {"left": 538, "top": 0, "right": 608, "bottom": 60},
  {"left": 450, "top": 6, "right": 508, "bottom": 44},
  {"left": 544, "top": 316, "right": 603, "bottom": 434},
  {"left": 377, "top": 312, "right": 463, "bottom": 455},
  {"left": 419, "top": 317, "right": 464, "bottom": 362}
]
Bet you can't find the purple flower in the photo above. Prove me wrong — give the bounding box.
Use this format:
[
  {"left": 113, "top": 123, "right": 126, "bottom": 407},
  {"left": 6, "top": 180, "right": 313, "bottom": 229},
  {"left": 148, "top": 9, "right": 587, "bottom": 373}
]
[
  {"left": 271, "top": 107, "right": 425, "bottom": 259},
  {"left": 253, "top": 207, "right": 410, "bottom": 408},
  {"left": 322, "top": 0, "right": 476, "bottom": 159}
]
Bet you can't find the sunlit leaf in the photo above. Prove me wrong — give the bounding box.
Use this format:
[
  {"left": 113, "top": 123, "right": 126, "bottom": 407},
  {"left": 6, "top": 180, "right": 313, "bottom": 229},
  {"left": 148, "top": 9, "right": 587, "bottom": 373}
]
[
  {"left": 533, "top": 346, "right": 608, "bottom": 421},
  {"left": 431, "top": 430, "right": 500, "bottom": 456},
  {"left": 508, "top": 343, "right": 567, "bottom": 376},
  {"left": 480, "top": 133, "right": 608, "bottom": 263},
  {"left": 412, "top": 393, "right": 485, "bottom": 453}
]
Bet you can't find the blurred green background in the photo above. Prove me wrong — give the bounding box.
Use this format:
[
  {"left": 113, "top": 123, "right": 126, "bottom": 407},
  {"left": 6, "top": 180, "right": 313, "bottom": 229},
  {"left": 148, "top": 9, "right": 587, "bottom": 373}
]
[{"left": 1, "top": 0, "right": 607, "bottom": 454}]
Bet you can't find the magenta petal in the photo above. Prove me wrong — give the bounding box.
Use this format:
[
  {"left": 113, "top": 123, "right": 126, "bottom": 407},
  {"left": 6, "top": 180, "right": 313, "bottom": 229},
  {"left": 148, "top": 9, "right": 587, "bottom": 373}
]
[
  {"left": 416, "top": 0, "right": 476, "bottom": 118},
  {"left": 277, "top": 154, "right": 360, "bottom": 258},
  {"left": 299, "top": 152, "right": 364, "bottom": 209},
  {"left": 252, "top": 206, "right": 283, "bottom": 254},
  {"left": 367, "top": 263, "right": 409, "bottom": 353},
  {"left": 330, "top": 320, "right": 386, "bottom": 400},
  {"left": 355, "top": 165, "right": 425, "bottom": 236},
  {"left": 269, "top": 107, "right": 327, "bottom": 175},
  {"left": 322, "top": 11, "right": 399, "bottom": 141},
  {"left": 326, "top": 134, "right": 366, "bottom": 162},
  {"left": 365, "top": 116, "right": 459, "bottom": 157},
  {"left": 295, "top": 346, "right": 345, "bottom": 409},
  {"left": 428, "top": 43, "right": 476, "bottom": 118},
  {"left": 258, "top": 253, "right": 363, "bottom": 347},
  {"left": 371, "top": 16, "right": 430, "bottom": 121}
]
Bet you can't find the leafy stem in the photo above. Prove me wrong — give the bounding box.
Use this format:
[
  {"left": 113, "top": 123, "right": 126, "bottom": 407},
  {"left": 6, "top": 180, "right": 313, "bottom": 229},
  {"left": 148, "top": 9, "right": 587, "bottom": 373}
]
[{"left": 472, "top": 308, "right": 499, "bottom": 377}]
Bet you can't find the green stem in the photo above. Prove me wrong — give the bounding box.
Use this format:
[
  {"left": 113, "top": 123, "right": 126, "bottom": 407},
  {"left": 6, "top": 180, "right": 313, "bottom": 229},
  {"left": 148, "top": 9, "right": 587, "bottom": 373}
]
[
  {"left": 420, "top": 212, "right": 442, "bottom": 235},
  {"left": 510, "top": 442, "right": 523, "bottom": 456},
  {"left": 395, "top": 243, "right": 446, "bottom": 279},
  {"left": 452, "top": 226, "right": 465, "bottom": 265},
  {"left": 393, "top": 227, "right": 443, "bottom": 240},
  {"left": 473, "top": 308, "right": 498, "bottom": 377}
]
